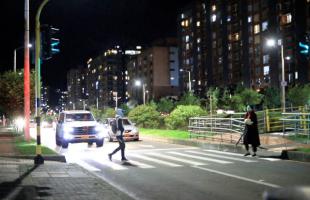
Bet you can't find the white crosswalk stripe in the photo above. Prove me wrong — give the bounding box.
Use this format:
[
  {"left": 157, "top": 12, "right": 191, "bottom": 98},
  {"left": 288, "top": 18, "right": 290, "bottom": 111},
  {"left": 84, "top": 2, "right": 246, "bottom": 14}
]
[
  {"left": 95, "top": 157, "right": 128, "bottom": 170},
  {"left": 127, "top": 160, "right": 155, "bottom": 169},
  {"left": 204, "top": 150, "right": 281, "bottom": 161},
  {"left": 75, "top": 159, "right": 101, "bottom": 172},
  {"left": 186, "top": 151, "right": 257, "bottom": 163},
  {"left": 146, "top": 152, "right": 206, "bottom": 166},
  {"left": 130, "top": 154, "right": 182, "bottom": 167},
  {"left": 168, "top": 151, "right": 232, "bottom": 164}
]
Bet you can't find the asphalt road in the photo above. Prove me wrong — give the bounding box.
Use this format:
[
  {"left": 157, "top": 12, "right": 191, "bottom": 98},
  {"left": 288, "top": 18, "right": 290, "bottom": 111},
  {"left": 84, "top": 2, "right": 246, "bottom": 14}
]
[{"left": 34, "top": 128, "right": 310, "bottom": 200}]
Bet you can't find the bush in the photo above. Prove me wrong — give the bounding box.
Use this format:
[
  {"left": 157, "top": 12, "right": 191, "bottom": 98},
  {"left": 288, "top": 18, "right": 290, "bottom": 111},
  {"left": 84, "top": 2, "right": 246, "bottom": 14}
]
[
  {"left": 165, "top": 105, "right": 206, "bottom": 130},
  {"left": 157, "top": 97, "right": 175, "bottom": 113},
  {"left": 128, "top": 104, "right": 161, "bottom": 128}
]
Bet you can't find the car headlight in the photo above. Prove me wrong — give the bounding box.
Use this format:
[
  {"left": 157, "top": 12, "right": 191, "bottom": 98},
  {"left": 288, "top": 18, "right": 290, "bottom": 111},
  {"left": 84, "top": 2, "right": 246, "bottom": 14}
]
[
  {"left": 95, "top": 125, "right": 107, "bottom": 138},
  {"left": 63, "top": 125, "right": 74, "bottom": 134},
  {"left": 64, "top": 132, "right": 73, "bottom": 140}
]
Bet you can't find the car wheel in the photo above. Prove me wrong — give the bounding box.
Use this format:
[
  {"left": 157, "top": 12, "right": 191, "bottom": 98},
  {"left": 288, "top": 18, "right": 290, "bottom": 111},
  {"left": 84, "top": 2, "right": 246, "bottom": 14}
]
[
  {"left": 134, "top": 137, "right": 139, "bottom": 141},
  {"left": 61, "top": 140, "right": 68, "bottom": 148},
  {"left": 96, "top": 139, "right": 104, "bottom": 147}
]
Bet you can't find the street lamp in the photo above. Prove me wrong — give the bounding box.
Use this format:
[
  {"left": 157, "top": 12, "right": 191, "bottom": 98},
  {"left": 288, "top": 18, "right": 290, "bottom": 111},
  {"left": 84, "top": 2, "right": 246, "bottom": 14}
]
[
  {"left": 14, "top": 43, "right": 32, "bottom": 73},
  {"left": 135, "top": 80, "right": 146, "bottom": 105},
  {"left": 266, "top": 38, "right": 286, "bottom": 112},
  {"left": 180, "top": 69, "right": 191, "bottom": 92}
]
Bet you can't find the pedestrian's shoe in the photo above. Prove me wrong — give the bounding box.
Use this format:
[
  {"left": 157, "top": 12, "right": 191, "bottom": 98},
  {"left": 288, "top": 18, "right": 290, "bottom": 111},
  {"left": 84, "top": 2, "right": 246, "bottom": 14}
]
[
  {"left": 121, "top": 158, "right": 128, "bottom": 162},
  {"left": 108, "top": 154, "right": 112, "bottom": 161},
  {"left": 244, "top": 152, "right": 250, "bottom": 156},
  {"left": 252, "top": 153, "right": 257, "bottom": 157}
]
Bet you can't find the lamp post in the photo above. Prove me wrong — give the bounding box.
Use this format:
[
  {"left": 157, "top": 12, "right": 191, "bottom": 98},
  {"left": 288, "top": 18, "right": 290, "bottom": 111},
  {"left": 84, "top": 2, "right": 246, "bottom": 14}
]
[
  {"left": 14, "top": 44, "right": 32, "bottom": 73},
  {"left": 180, "top": 69, "right": 191, "bottom": 92},
  {"left": 135, "top": 80, "right": 146, "bottom": 105},
  {"left": 266, "top": 39, "right": 286, "bottom": 112}
]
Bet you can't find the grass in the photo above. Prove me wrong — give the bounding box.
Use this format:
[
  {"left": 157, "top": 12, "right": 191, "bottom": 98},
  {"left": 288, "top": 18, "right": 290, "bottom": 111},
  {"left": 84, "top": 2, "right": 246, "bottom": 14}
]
[
  {"left": 296, "top": 148, "right": 310, "bottom": 153},
  {"left": 140, "top": 128, "right": 189, "bottom": 140},
  {"left": 14, "top": 136, "right": 57, "bottom": 155},
  {"left": 287, "top": 134, "right": 310, "bottom": 144}
]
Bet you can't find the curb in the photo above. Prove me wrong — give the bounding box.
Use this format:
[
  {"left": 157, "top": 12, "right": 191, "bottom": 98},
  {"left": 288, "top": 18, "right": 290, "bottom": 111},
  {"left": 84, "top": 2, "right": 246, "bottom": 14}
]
[
  {"left": 0, "top": 155, "right": 66, "bottom": 163},
  {"left": 281, "top": 150, "right": 310, "bottom": 162}
]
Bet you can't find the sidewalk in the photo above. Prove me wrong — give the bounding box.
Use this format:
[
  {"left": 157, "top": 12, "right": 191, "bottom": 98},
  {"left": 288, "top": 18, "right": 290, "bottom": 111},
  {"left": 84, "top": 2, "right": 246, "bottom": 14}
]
[{"left": 0, "top": 127, "right": 134, "bottom": 200}]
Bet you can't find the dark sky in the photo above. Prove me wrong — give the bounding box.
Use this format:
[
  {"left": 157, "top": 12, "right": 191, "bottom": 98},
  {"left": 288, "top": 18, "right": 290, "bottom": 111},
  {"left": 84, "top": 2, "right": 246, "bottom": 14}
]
[{"left": 0, "top": 0, "right": 190, "bottom": 91}]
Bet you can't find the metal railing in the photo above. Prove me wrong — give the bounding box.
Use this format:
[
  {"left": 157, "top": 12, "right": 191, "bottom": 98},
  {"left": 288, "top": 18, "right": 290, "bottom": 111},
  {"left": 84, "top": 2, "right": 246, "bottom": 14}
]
[{"left": 188, "top": 116, "right": 244, "bottom": 143}]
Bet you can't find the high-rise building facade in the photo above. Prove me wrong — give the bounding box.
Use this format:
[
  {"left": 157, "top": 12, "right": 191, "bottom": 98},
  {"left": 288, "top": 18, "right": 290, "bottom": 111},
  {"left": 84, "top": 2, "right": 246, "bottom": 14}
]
[
  {"left": 178, "top": 0, "right": 310, "bottom": 95},
  {"left": 87, "top": 46, "right": 141, "bottom": 109},
  {"left": 127, "top": 38, "right": 180, "bottom": 104}
]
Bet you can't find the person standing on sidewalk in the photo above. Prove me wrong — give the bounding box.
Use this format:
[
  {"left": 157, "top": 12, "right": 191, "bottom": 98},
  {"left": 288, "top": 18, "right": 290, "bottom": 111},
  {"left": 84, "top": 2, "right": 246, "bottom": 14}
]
[
  {"left": 108, "top": 115, "right": 128, "bottom": 161},
  {"left": 243, "top": 105, "right": 260, "bottom": 157}
]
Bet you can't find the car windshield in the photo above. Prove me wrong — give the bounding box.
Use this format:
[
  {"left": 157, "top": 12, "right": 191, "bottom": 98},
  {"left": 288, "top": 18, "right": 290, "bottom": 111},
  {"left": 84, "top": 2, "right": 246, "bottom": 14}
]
[
  {"left": 122, "top": 119, "right": 131, "bottom": 125},
  {"left": 65, "top": 113, "right": 94, "bottom": 122}
]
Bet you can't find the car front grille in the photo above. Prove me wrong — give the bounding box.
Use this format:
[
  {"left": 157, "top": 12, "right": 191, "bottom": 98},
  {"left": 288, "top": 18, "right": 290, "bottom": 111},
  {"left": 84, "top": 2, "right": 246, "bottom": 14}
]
[{"left": 73, "top": 126, "right": 96, "bottom": 135}]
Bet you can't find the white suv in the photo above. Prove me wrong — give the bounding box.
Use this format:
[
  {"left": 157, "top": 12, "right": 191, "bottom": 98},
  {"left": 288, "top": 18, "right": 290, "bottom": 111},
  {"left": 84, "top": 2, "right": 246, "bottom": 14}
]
[{"left": 55, "top": 110, "right": 106, "bottom": 148}]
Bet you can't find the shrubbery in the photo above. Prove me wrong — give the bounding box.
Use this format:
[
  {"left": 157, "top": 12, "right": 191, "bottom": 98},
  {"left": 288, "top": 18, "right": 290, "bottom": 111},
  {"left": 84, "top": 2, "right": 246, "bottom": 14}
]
[
  {"left": 164, "top": 105, "right": 206, "bottom": 130},
  {"left": 128, "top": 104, "right": 161, "bottom": 128}
]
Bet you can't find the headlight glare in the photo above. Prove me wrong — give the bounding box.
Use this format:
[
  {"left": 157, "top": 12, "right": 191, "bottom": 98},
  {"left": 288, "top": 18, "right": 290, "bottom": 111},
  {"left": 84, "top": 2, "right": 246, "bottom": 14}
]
[{"left": 63, "top": 125, "right": 73, "bottom": 134}]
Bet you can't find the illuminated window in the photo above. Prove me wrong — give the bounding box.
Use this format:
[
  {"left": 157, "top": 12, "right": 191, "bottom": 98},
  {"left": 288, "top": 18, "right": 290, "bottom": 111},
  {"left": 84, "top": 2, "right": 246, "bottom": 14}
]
[
  {"left": 185, "top": 35, "right": 190, "bottom": 42},
  {"left": 248, "top": 16, "right": 252, "bottom": 23},
  {"left": 186, "top": 43, "right": 190, "bottom": 50},
  {"left": 262, "top": 21, "right": 268, "bottom": 31},
  {"left": 181, "top": 13, "right": 185, "bottom": 19},
  {"left": 227, "top": 16, "right": 231, "bottom": 22},
  {"left": 263, "top": 55, "right": 269, "bottom": 64},
  {"left": 295, "top": 71, "right": 298, "bottom": 79},
  {"left": 211, "top": 14, "right": 216, "bottom": 22},
  {"left": 254, "top": 24, "right": 260, "bottom": 34},
  {"left": 181, "top": 20, "right": 189, "bottom": 27},
  {"left": 196, "top": 21, "right": 201, "bottom": 27},
  {"left": 197, "top": 38, "right": 201, "bottom": 43},
  {"left": 281, "top": 13, "right": 292, "bottom": 24},
  {"left": 263, "top": 66, "right": 270, "bottom": 75},
  {"left": 212, "top": 5, "right": 216, "bottom": 11}
]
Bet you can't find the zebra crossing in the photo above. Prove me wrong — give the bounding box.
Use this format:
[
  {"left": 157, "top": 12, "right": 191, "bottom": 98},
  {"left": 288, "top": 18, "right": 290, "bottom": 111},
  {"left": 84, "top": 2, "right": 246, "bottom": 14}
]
[{"left": 68, "top": 149, "right": 281, "bottom": 172}]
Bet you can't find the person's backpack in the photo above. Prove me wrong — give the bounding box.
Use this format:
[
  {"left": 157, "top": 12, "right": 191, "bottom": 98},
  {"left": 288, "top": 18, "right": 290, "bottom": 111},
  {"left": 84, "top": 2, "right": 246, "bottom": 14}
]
[{"left": 110, "top": 119, "right": 117, "bottom": 134}]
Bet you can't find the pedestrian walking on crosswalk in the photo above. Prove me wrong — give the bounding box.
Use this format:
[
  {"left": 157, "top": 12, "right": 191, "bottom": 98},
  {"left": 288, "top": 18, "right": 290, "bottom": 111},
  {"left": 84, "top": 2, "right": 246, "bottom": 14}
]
[
  {"left": 243, "top": 105, "right": 260, "bottom": 157},
  {"left": 108, "top": 114, "right": 128, "bottom": 162}
]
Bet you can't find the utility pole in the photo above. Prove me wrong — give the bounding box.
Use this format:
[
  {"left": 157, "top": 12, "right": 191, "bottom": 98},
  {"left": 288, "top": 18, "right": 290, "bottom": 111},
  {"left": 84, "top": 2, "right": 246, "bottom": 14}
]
[
  {"left": 34, "top": 0, "right": 49, "bottom": 165},
  {"left": 24, "top": 0, "right": 30, "bottom": 141}
]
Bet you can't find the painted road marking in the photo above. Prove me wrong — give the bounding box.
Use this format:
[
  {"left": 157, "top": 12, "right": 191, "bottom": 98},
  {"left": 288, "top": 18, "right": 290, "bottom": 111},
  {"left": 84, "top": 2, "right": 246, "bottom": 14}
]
[
  {"left": 193, "top": 166, "right": 281, "bottom": 188},
  {"left": 186, "top": 151, "right": 257, "bottom": 163},
  {"left": 127, "top": 160, "right": 155, "bottom": 169},
  {"left": 75, "top": 159, "right": 101, "bottom": 172},
  {"left": 147, "top": 152, "right": 206, "bottom": 166},
  {"left": 130, "top": 154, "right": 182, "bottom": 167},
  {"left": 168, "top": 151, "right": 232, "bottom": 164}
]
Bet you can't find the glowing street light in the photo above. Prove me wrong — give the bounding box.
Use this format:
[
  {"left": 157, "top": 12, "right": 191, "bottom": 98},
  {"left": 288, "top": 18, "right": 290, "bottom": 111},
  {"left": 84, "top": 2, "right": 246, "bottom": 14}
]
[
  {"left": 135, "top": 80, "right": 146, "bottom": 105},
  {"left": 266, "top": 38, "right": 286, "bottom": 112}
]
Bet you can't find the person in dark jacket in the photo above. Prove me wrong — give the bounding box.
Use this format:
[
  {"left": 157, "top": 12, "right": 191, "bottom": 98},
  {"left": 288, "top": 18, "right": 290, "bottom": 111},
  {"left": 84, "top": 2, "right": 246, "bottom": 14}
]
[
  {"left": 108, "top": 115, "right": 128, "bottom": 161},
  {"left": 243, "top": 105, "right": 260, "bottom": 157}
]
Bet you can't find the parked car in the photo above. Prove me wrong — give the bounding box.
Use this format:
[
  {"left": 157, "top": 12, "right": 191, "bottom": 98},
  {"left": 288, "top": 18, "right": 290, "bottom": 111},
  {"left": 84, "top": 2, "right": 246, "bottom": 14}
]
[
  {"left": 104, "top": 118, "right": 139, "bottom": 142},
  {"left": 55, "top": 110, "right": 107, "bottom": 148}
]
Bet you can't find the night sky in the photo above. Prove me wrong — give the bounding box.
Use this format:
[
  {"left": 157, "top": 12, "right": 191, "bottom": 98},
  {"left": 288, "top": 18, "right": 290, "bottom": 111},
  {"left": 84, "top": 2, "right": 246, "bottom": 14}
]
[{"left": 0, "top": 0, "right": 190, "bottom": 91}]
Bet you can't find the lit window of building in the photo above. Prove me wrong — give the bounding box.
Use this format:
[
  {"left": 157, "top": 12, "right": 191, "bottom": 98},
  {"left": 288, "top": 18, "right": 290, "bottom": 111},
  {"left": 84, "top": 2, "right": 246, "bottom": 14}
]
[
  {"left": 181, "top": 13, "right": 185, "bottom": 19},
  {"left": 196, "top": 21, "right": 201, "bottom": 27},
  {"left": 197, "top": 38, "right": 201, "bottom": 43},
  {"left": 181, "top": 19, "right": 189, "bottom": 27},
  {"left": 186, "top": 43, "right": 190, "bottom": 50},
  {"left": 254, "top": 24, "right": 260, "bottom": 34},
  {"left": 295, "top": 71, "right": 298, "bottom": 79},
  {"left": 248, "top": 16, "right": 252, "bottom": 23},
  {"left": 212, "top": 5, "right": 216, "bottom": 11},
  {"left": 227, "top": 16, "right": 231, "bottom": 22},
  {"left": 262, "top": 21, "right": 268, "bottom": 31},
  {"left": 263, "top": 66, "right": 270, "bottom": 75},
  {"left": 211, "top": 14, "right": 216, "bottom": 22},
  {"left": 281, "top": 13, "right": 292, "bottom": 24},
  {"left": 185, "top": 35, "right": 190, "bottom": 42},
  {"left": 263, "top": 55, "right": 269, "bottom": 64}
]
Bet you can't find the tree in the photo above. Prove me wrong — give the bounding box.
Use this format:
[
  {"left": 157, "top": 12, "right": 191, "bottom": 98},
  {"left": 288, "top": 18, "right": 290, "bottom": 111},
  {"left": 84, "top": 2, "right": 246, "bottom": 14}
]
[
  {"left": 90, "top": 106, "right": 105, "bottom": 121},
  {"left": 128, "top": 104, "right": 161, "bottom": 128},
  {"left": 164, "top": 105, "right": 206, "bottom": 130},
  {"left": 230, "top": 88, "right": 263, "bottom": 111},
  {"left": 262, "top": 87, "right": 281, "bottom": 109},
  {"left": 206, "top": 87, "right": 220, "bottom": 113},
  {"left": 178, "top": 92, "right": 200, "bottom": 106},
  {"left": 157, "top": 97, "right": 175, "bottom": 113},
  {"left": 0, "top": 70, "right": 35, "bottom": 118},
  {"left": 219, "top": 87, "right": 232, "bottom": 110},
  {"left": 287, "top": 84, "right": 310, "bottom": 107}
]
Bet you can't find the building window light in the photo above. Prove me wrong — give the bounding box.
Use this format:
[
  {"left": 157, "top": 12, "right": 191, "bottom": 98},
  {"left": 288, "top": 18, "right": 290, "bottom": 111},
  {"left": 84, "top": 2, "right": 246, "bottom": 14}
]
[
  {"left": 181, "top": 13, "right": 185, "bottom": 19},
  {"left": 212, "top": 5, "right": 216, "bottom": 11},
  {"left": 262, "top": 21, "right": 268, "bottom": 31},
  {"left": 185, "top": 35, "right": 190, "bottom": 42},
  {"left": 295, "top": 71, "right": 298, "bottom": 79},
  {"left": 248, "top": 16, "right": 252, "bottom": 23},
  {"left": 263, "top": 66, "right": 270, "bottom": 75},
  {"left": 227, "top": 16, "right": 231, "bottom": 22},
  {"left": 197, "top": 38, "right": 201, "bottom": 43},
  {"left": 181, "top": 19, "right": 189, "bottom": 27},
  {"left": 211, "top": 14, "right": 216, "bottom": 22},
  {"left": 281, "top": 13, "right": 292, "bottom": 24},
  {"left": 254, "top": 24, "right": 260, "bottom": 34},
  {"left": 196, "top": 21, "right": 201, "bottom": 27}
]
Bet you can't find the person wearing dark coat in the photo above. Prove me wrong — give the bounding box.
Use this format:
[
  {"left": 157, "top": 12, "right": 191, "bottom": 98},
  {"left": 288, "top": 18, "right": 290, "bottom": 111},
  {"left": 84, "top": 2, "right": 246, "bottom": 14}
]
[
  {"left": 243, "top": 105, "right": 260, "bottom": 157},
  {"left": 108, "top": 115, "right": 128, "bottom": 161}
]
